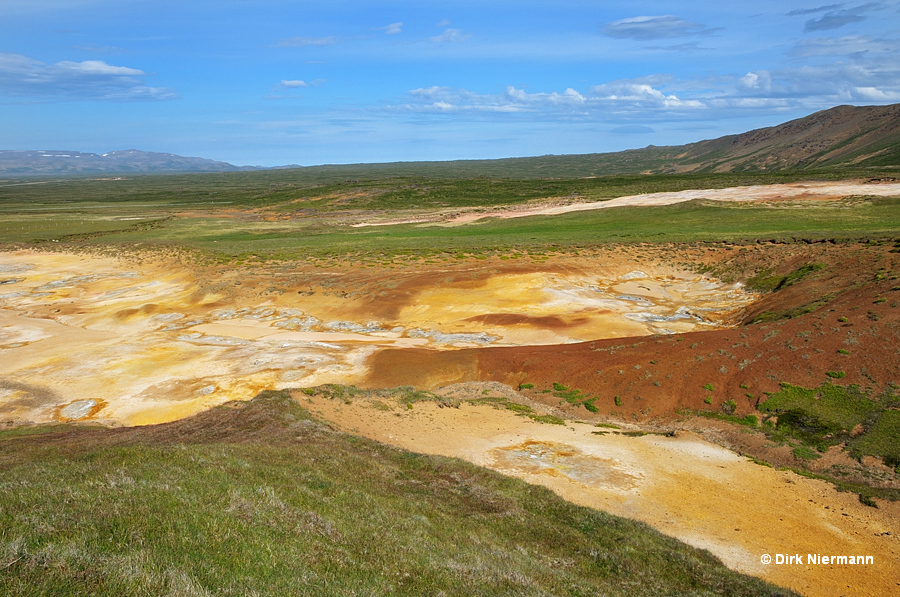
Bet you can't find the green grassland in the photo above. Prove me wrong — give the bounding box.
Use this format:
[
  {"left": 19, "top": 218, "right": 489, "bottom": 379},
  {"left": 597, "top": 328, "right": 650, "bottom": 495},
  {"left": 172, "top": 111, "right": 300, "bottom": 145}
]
[
  {"left": 2, "top": 169, "right": 900, "bottom": 261},
  {"left": 0, "top": 391, "right": 794, "bottom": 597},
  {"left": 759, "top": 382, "right": 900, "bottom": 470},
  {"left": 0, "top": 167, "right": 888, "bottom": 210},
  {"left": 63, "top": 197, "right": 900, "bottom": 260}
]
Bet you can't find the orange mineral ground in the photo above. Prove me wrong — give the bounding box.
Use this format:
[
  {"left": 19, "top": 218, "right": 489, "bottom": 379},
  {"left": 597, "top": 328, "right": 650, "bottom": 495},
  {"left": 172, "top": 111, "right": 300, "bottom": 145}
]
[{"left": 0, "top": 249, "right": 756, "bottom": 426}]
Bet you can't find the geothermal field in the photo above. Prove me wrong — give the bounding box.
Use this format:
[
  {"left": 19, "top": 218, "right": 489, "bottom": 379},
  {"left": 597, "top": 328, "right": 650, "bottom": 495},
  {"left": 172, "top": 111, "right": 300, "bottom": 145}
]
[{"left": 2, "top": 168, "right": 900, "bottom": 597}]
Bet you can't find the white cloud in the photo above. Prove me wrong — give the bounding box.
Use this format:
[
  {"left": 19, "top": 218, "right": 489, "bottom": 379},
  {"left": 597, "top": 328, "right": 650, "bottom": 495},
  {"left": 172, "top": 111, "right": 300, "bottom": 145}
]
[
  {"left": 391, "top": 47, "right": 900, "bottom": 125},
  {"left": 275, "top": 36, "right": 337, "bottom": 48},
  {"left": 600, "top": 15, "right": 719, "bottom": 40},
  {"left": 590, "top": 78, "right": 704, "bottom": 108},
  {"left": 852, "top": 86, "right": 900, "bottom": 100},
  {"left": 61, "top": 60, "right": 144, "bottom": 76},
  {"left": 376, "top": 22, "right": 403, "bottom": 35},
  {"left": 789, "top": 35, "right": 899, "bottom": 57},
  {"left": 0, "top": 52, "right": 175, "bottom": 101},
  {"left": 436, "top": 19, "right": 452, "bottom": 28},
  {"left": 266, "top": 78, "right": 325, "bottom": 98},
  {"left": 400, "top": 80, "right": 703, "bottom": 118},
  {"left": 739, "top": 71, "right": 772, "bottom": 92},
  {"left": 430, "top": 29, "right": 471, "bottom": 43}
]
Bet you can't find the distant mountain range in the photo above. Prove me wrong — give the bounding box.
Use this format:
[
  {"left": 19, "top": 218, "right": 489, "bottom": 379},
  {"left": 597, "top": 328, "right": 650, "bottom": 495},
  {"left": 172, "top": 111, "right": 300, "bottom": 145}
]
[
  {"left": 2, "top": 103, "right": 898, "bottom": 177},
  {"left": 0, "top": 149, "right": 261, "bottom": 176}
]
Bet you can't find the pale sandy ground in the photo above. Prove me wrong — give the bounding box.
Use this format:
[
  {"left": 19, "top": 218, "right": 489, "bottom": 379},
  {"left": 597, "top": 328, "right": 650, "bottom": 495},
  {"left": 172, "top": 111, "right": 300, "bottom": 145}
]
[
  {"left": 0, "top": 251, "right": 753, "bottom": 426},
  {"left": 302, "top": 388, "right": 900, "bottom": 597},
  {"left": 351, "top": 180, "right": 900, "bottom": 227}
]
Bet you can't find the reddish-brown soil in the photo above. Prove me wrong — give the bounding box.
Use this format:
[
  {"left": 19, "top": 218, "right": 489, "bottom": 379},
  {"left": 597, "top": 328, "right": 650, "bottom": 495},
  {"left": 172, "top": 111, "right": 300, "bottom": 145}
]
[
  {"left": 365, "top": 241, "right": 900, "bottom": 418},
  {"left": 363, "top": 241, "right": 900, "bottom": 481}
]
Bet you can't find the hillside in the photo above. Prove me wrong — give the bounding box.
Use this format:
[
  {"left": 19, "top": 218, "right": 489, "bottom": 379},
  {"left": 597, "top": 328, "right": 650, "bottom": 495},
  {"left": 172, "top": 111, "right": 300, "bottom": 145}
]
[
  {"left": 0, "top": 390, "right": 794, "bottom": 596},
  {"left": 671, "top": 103, "right": 900, "bottom": 172}
]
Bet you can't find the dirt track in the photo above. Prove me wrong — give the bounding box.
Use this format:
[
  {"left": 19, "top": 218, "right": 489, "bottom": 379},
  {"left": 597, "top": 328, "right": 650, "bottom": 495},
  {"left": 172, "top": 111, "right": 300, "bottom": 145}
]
[{"left": 351, "top": 180, "right": 900, "bottom": 227}]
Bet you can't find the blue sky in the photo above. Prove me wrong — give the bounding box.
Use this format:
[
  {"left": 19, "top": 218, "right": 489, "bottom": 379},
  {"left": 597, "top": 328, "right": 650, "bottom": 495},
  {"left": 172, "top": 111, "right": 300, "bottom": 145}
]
[{"left": 1, "top": 1, "right": 899, "bottom": 166}]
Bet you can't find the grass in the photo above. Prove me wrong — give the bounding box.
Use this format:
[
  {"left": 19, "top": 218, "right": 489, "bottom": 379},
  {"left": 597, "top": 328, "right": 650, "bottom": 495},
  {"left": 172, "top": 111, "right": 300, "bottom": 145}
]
[
  {"left": 759, "top": 382, "right": 900, "bottom": 465},
  {"left": 90, "top": 196, "right": 900, "bottom": 261},
  {"left": 747, "top": 262, "right": 825, "bottom": 292},
  {"left": 3, "top": 170, "right": 900, "bottom": 261},
  {"left": 0, "top": 169, "right": 874, "bottom": 210},
  {"left": 792, "top": 445, "right": 823, "bottom": 460},
  {"left": 677, "top": 409, "right": 759, "bottom": 428},
  {"left": 848, "top": 409, "right": 900, "bottom": 471},
  {"left": 1, "top": 391, "right": 794, "bottom": 596},
  {"left": 550, "top": 383, "right": 599, "bottom": 412},
  {"left": 758, "top": 383, "right": 877, "bottom": 451}
]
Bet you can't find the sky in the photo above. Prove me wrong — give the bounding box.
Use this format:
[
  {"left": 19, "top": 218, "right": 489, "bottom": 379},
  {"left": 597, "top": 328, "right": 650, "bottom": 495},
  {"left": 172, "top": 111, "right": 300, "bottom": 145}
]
[{"left": 1, "top": 1, "right": 899, "bottom": 166}]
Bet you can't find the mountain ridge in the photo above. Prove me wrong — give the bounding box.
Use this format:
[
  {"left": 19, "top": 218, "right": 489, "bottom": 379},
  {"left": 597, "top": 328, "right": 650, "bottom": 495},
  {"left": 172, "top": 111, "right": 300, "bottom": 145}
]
[
  {"left": 2, "top": 103, "right": 898, "bottom": 177},
  {"left": 0, "top": 148, "right": 261, "bottom": 175}
]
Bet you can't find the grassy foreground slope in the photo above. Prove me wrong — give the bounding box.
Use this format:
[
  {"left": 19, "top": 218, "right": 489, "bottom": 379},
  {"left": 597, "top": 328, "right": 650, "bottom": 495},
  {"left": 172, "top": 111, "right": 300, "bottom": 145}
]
[{"left": 0, "top": 391, "right": 794, "bottom": 597}]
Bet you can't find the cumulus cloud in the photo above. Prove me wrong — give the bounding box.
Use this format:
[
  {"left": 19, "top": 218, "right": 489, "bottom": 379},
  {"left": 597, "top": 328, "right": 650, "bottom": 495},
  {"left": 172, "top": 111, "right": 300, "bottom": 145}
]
[
  {"left": 280, "top": 80, "right": 308, "bottom": 88},
  {"left": 600, "top": 15, "right": 719, "bottom": 40},
  {"left": 430, "top": 29, "right": 471, "bottom": 43},
  {"left": 393, "top": 56, "right": 900, "bottom": 123},
  {"left": 723, "top": 58, "right": 900, "bottom": 108},
  {"left": 275, "top": 36, "right": 337, "bottom": 47},
  {"left": 0, "top": 52, "right": 175, "bottom": 101},
  {"left": 398, "top": 78, "right": 708, "bottom": 119},
  {"left": 590, "top": 79, "right": 704, "bottom": 108},
  {"left": 738, "top": 71, "right": 773, "bottom": 92},
  {"left": 376, "top": 22, "right": 403, "bottom": 35}
]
